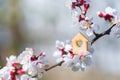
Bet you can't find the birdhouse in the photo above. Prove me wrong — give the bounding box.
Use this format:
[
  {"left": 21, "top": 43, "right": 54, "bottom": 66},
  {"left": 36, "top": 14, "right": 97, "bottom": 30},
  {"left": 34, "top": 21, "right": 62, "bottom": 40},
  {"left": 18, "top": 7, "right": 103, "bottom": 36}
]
[{"left": 71, "top": 32, "right": 88, "bottom": 54}]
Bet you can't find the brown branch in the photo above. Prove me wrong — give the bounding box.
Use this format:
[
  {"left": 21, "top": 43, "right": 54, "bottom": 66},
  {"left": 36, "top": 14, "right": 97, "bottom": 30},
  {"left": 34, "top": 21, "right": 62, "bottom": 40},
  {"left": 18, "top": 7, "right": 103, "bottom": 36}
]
[
  {"left": 91, "top": 24, "right": 116, "bottom": 45},
  {"left": 45, "top": 61, "right": 64, "bottom": 71}
]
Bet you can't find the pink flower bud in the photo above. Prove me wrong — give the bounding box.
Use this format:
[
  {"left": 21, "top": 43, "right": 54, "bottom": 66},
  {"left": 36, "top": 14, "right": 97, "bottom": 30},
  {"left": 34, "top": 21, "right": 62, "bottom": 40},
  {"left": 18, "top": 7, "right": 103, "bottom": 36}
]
[
  {"left": 97, "top": 12, "right": 105, "bottom": 17},
  {"left": 39, "top": 52, "right": 45, "bottom": 57},
  {"left": 104, "top": 14, "right": 113, "bottom": 21},
  {"left": 12, "top": 62, "right": 19, "bottom": 67},
  {"left": 78, "top": 0, "right": 85, "bottom": 5},
  {"left": 17, "top": 68, "right": 25, "bottom": 74},
  {"left": 84, "top": 4, "right": 89, "bottom": 10},
  {"left": 78, "top": 15, "right": 85, "bottom": 22},
  {"left": 10, "top": 70, "right": 16, "bottom": 80},
  {"left": 71, "top": 2, "right": 76, "bottom": 10},
  {"left": 82, "top": 4, "right": 90, "bottom": 15}
]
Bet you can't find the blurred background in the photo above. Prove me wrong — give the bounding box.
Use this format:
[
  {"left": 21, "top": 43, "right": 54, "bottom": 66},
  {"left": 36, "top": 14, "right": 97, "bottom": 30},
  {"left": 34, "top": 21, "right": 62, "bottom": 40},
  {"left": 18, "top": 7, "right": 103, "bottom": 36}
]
[{"left": 0, "top": 0, "right": 120, "bottom": 80}]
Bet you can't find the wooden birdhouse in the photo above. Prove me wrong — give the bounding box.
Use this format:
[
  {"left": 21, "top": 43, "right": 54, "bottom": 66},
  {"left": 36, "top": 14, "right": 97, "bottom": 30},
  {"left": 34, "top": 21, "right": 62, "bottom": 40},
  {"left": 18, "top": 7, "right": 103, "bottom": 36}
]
[{"left": 71, "top": 32, "right": 88, "bottom": 54}]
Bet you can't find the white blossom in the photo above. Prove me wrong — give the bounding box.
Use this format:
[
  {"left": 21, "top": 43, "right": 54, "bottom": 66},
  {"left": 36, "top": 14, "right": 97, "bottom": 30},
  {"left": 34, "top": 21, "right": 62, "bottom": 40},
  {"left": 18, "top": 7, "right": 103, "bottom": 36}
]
[
  {"left": 56, "top": 40, "right": 65, "bottom": 49},
  {"left": 53, "top": 50, "right": 62, "bottom": 58},
  {"left": 105, "top": 7, "right": 117, "bottom": 16},
  {"left": 110, "top": 24, "right": 120, "bottom": 38},
  {"left": 0, "top": 48, "right": 49, "bottom": 80},
  {"left": 112, "top": 14, "right": 120, "bottom": 39},
  {"left": 6, "top": 55, "right": 17, "bottom": 66},
  {"left": 28, "top": 63, "right": 38, "bottom": 76},
  {"left": 65, "top": 44, "right": 72, "bottom": 52},
  {"left": 86, "top": 28, "right": 94, "bottom": 36},
  {"left": 71, "top": 9, "right": 80, "bottom": 27},
  {"left": 18, "top": 48, "right": 33, "bottom": 65},
  {"left": 20, "top": 74, "right": 29, "bottom": 80},
  {"left": 0, "top": 67, "right": 11, "bottom": 80},
  {"left": 79, "top": 17, "right": 99, "bottom": 36},
  {"left": 65, "top": 0, "right": 73, "bottom": 9},
  {"left": 54, "top": 40, "right": 93, "bottom": 72}
]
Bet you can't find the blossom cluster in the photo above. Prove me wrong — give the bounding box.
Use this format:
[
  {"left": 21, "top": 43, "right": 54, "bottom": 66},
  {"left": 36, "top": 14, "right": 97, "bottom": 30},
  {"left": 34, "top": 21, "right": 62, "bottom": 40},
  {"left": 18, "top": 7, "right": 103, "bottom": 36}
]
[
  {"left": 65, "top": 0, "right": 99, "bottom": 36},
  {"left": 53, "top": 40, "right": 94, "bottom": 71},
  {"left": 97, "top": 7, "right": 120, "bottom": 39},
  {"left": 0, "top": 48, "right": 49, "bottom": 80},
  {"left": 66, "top": 0, "right": 120, "bottom": 38}
]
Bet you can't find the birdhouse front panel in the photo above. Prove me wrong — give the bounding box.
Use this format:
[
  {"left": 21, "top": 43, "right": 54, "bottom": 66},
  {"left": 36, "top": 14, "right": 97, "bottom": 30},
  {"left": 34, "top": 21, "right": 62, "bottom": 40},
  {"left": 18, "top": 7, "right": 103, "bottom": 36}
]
[{"left": 71, "top": 32, "right": 88, "bottom": 54}]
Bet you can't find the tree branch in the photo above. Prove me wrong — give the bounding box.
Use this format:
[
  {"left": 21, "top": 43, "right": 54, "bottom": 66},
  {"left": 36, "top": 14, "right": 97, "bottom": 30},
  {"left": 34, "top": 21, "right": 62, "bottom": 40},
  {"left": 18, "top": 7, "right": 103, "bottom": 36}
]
[
  {"left": 91, "top": 24, "right": 116, "bottom": 45},
  {"left": 45, "top": 24, "right": 116, "bottom": 72}
]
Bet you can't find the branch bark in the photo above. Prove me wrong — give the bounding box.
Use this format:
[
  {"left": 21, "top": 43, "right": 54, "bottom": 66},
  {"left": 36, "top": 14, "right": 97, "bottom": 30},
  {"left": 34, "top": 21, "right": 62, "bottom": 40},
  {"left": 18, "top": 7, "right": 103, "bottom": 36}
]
[{"left": 91, "top": 24, "right": 116, "bottom": 45}]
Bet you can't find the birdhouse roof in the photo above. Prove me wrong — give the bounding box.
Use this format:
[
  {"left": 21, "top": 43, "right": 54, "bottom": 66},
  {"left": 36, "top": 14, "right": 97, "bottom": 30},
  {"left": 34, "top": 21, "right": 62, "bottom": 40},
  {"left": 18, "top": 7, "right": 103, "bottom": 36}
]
[{"left": 72, "top": 32, "right": 88, "bottom": 42}]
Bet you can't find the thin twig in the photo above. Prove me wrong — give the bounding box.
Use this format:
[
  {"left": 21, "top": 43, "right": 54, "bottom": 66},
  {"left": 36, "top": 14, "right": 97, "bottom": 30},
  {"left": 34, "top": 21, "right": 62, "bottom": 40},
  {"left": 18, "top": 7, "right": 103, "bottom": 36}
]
[
  {"left": 91, "top": 24, "right": 116, "bottom": 45},
  {"left": 45, "top": 61, "right": 64, "bottom": 71},
  {"left": 93, "top": 30, "right": 99, "bottom": 37}
]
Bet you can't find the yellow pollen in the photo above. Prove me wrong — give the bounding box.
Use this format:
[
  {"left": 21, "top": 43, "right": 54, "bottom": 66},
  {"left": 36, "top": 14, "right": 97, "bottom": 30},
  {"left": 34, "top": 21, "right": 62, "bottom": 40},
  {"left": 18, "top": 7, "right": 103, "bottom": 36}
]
[
  {"left": 85, "top": 22, "right": 91, "bottom": 29},
  {"left": 110, "top": 19, "right": 115, "bottom": 26}
]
